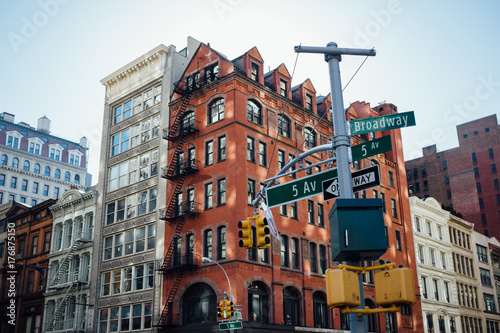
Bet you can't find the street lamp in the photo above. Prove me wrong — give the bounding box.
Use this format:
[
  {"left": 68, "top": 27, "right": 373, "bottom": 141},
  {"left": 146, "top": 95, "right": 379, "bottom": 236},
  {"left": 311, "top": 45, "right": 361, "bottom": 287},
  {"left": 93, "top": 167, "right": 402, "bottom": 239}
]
[{"left": 202, "top": 257, "right": 232, "bottom": 300}]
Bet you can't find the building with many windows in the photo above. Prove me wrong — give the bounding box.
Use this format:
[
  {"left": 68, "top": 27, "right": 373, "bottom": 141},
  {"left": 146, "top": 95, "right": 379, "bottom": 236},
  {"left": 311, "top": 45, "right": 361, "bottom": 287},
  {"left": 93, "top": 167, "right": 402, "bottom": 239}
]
[
  {"left": 0, "top": 199, "right": 55, "bottom": 333},
  {"left": 43, "top": 189, "right": 95, "bottom": 332},
  {"left": 410, "top": 196, "right": 461, "bottom": 333},
  {"left": 405, "top": 115, "right": 500, "bottom": 239},
  {"left": 90, "top": 37, "right": 200, "bottom": 332},
  {"left": 0, "top": 113, "right": 90, "bottom": 206},
  {"left": 155, "top": 42, "right": 422, "bottom": 332}
]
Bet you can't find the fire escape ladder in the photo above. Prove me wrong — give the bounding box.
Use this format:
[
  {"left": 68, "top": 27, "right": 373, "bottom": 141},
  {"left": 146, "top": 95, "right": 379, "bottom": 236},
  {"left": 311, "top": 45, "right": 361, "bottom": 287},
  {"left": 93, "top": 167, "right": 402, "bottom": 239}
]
[
  {"left": 48, "top": 240, "right": 84, "bottom": 288},
  {"left": 44, "top": 282, "right": 78, "bottom": 331},
  {"left": 158, "top": 267, "right": 185, "bottom": 326}
]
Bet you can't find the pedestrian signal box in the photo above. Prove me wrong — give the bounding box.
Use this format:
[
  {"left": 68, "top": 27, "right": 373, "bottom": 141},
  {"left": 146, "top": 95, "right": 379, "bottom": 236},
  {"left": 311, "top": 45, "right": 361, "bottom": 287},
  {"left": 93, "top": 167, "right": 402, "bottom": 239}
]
[
  {"left": 374, "top": 268, "right": 416, "bottom": 307},
  {"left": 325, "top": 269, "right": 360, "bottom": 308},
  {"left": 329, "top": 198, "right": 387, "bottom": 261}
]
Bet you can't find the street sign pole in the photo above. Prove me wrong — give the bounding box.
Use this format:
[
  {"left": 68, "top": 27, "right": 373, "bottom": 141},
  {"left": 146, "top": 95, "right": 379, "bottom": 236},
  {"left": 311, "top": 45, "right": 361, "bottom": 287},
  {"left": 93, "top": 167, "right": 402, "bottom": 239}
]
[{"left": 295, "top": 42, "right": 376, "bottom": 333}]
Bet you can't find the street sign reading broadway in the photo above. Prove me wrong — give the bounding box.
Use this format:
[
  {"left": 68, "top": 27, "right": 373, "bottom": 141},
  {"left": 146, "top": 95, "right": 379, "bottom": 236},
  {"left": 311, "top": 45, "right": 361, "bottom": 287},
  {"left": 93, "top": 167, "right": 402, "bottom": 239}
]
[
  {"left": 322, "top": 165, "right": 381, "bottom": 200},
  {"left": 349, "top": 111, "right": 416, "bottom": 135},
  {"left": 266, "top": 168, "right": 338, "bottom": 208}
]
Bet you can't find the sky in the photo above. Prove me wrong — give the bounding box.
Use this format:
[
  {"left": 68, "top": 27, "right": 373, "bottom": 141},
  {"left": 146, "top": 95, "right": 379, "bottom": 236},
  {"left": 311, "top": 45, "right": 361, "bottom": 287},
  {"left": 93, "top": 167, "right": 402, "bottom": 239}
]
[{"left": 2, "top": 0, "right": 500, "bottom": 186}]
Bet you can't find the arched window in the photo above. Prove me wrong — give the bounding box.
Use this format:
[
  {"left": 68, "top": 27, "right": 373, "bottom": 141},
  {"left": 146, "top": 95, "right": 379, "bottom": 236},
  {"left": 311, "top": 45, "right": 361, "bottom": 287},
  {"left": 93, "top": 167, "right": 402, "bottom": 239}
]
[
  {"left": 365, "top": 299, "right": 378, "bottom": 332},
  {"left": 12, "top": 157, "right": 19, "bottom": 168},
  {"left": 208, "top": 98, "right": 224, "bottom": 124},
  {"left": 278, "top": 115, "right": 291, "bottom": 139},
  {"left": 54, "top": 169, "right": 61, "bottom": 179},
  {"left": 182, "top": 283, "right": 217, "bottom": 324},
  {"left": 45, "top": 166, "right": 51, "bottom": 177},
  {"left": 248, "top": 281, "right": 269, "bottom": 323},
  {"left": 64, "top": 171, "right": 70, "bottom": 181},
  {"left": 217, "top": 226, "right": 226, "bottom": 260},
  {"left": 247, "top": 100, "right": 262, "bottom": 125},
  {"left": 23, "top": 160, "right": 30, "bottom": 171},
  {"left": 283, "top": 286, "right": 300, "bottom": 326},
  {"left": 313, "top": 291, "right": 328, "bottom": 328},
  {"left": 1, "top": 155, "right": 7, "bottom": 165},
  {"left": 34, "top": 163, "right": 40, "bottom": 174},
  {"left": 74, "top": 174, "right": 80, "bottom": 184},
  {"left": 304, "top": 128, "right": 316, "bottom": 148}
]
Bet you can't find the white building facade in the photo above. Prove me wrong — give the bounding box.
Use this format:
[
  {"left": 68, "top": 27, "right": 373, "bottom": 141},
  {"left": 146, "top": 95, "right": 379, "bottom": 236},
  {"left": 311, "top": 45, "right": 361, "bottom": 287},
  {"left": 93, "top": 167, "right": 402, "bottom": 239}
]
[
  {"left": 43, "top": 189, "right": 95, "bottom": 332},
  {"left": 0, "top": 113, "right": 90, "bottom": 206},
  {"left": 410, "top": 197, "right": 460, "bottom": 333},
  {"left": 89, "top": 37, "right": 200, "bottom": 332}
]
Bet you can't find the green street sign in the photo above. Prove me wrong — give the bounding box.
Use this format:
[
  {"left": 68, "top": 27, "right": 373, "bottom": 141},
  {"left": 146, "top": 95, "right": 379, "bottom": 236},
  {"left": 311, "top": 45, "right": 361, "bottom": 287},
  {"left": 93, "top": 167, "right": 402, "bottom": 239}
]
[
  {"left": 219, "top": 321, "right": 243, "bottom": 330},
  {"left": 266, "top": 168, "right": 338, "bottom": 208},
  {"left": 349, "top": 111, "right": 416, "bottom": 135},
  {"left": 351, "top": 135, "right": 392, "bottom": 161},
  {"left": 234, "top": 311, "right": 242, "bottom": 320}
]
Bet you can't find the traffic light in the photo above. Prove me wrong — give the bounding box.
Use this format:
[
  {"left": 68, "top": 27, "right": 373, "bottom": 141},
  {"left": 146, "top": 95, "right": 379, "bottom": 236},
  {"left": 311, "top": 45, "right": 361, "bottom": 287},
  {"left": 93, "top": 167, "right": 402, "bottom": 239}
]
[
  {"left": 256, "top": 216, "right": 271, "bottom": 249},
  {"left": 225, "top": 300, "right": 234, "bottom": 318},
  {"left": 238, "top": 218, "right": 252, "bottom": 248},
  {"left": 325, "top": 269, "right": 360, "bottom": 308},
  {"left": 374, "top": 268, "right": 416, "bottom": 307},
  {"left": 217, "top": 300, "right": 225, "bottom": 318}
]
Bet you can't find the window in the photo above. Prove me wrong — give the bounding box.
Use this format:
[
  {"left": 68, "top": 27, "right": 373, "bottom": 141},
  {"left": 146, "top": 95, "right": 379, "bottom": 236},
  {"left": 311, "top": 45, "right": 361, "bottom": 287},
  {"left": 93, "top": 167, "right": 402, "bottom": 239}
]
[
  {"left": 44, "top": 232, "right": 50, "bottom": 252},
  {"left": 203, "top": 230, "right": 212, "bottom": 259},
  {"left": 49, "top": 146, "right": 62, "bottom": 161},
  {"left": 281, "top": 235, "right": 289, "bottom": 267},
  {"left": 388, "top": 171, "right": 395, "bottom": 188},
  {"left": 208, "top": 98, "right": 224, "bottom": 124},
  {"left": 22, "top": 160, "right": 30, "bottom": 172},
  {"left": 277, "top": 115, "right": 291, "bottom": 138},
  {"left": 305, "top": 94, "right": 313, "bottom": 111},
  {"left": 317, "top": 203, "right": 324, "bottom": 227},
  {"left": 247, "top": 179, "right": 255, "bottom": 205},
  {"left": 472, "top": 152, "right": 477, "bottom": 163},
  {"left": 204, "top": 183, "right": 213, "bottom": 209},
  {"left": 304, "top": 128, "right": 316, "bottom": 148},
  {"left": 492, "top": 163, "right": 497, "bottom": 174},
  {"left": 103, "top": 225, "right": 155, "bottom": 260},
  {"left": 474, "top": 167, "right": 479, "bottom": 178},
  {"left": 10, "top": 177, "right": 17, "bottom": 189},
  {"left": 187, "top": 72, "right": 200, "bottom": 91},
  {"left": 290, "top": 201, "right": 298, "bottom": 219},
  {"left": 441, "top": 252, "right": 447, "bottom": 270},
  {"left": 421, "top": 166, "right": 427, "bottom": 177},
  {"left": 247, "top": 100, "right": 262, "bottom": 125},
  {"left": 205, "top": 63, "right": 219, "bottom": 83},
  {"left": 391, "top": 198, "right": 397, "bottom": 218},
  {"left": 280, "top": 79, "right": 287, "bottom": 97},
  {"left": 278, "top": 150, "right": 285, "bottom": 171},
  {"left": 279, "top": 204, "right": 287, "bottom": 216},
  {"left": 291, "top": 237, "right": 299, "bottom": 269},
  {"left": 12, "top": 157, "right": 19, "bottom": 168},
  {"left": 6, "top": 132, "right": 20, "bottom": 149},
  {"left": 246, "top": 137, "right": 255, "bottom": 162},
  {"left": 477, "top": 182, "right": 482, "bottom": 193},
  {"left": 31, "top": 236, "right": 38, "bottom": 255},
  {"left": 218, "top": 135, "right": 226, "bottom": 162},
  {"left": 251, "top": 63, "right": 259, "bottom": 82},
  {"left": 113, "top": 100, "right": 132, "bottom": 124},
  {"left": 418, "top": 245, "right": 425, "bottom": 264},
  {"left": 258, "top": 142, "right": 267, "bottom": 167},
  {"left": 484, "top": 294, "right": 496, "bottom": 312},
  {"left": 477, "top": 244, "right": 488, "bottom": 263},
  {"left": 283, "top": 287, "right": 300, "bottom": 326},
  {"left": 310, "top": 242, "right": 318, "bottom": 273},
  {"left": 181, "top": 283, "right": 216, "bottom": 325},
  {"left": 217, "top": 178, "right": 226, "bottom": 206},
  {"left": 415, "top": 216, "right": 421, "bottom": 232},
  {"left": 489, "top": 148, "right": 494, "bottom": 158},
  {"left": 0, "top": 174, "right": 4, "bottom": 186},
  {"left": 247, "top": 282, "right": 269, "bottom": 324},
  {"left": 380, "top": 192, "right": 386, "bottom": 212},
  {"left": 480, "top": 268, "right": 492, "bottom": 286},
  {"left": 218, "top": 226, "right": 226, "bottom": 260},
  {"left": 99, "top": 302, "right": 152, "bottom": 331},
  {"left": 421, "top": 276, "right": 428, "bottom": 299},
  {"left": 307, "top": 200, "right": 314, "bottom": 224},
  {"left": 395, "top": 230, "right": 402, "bottom": 251},
  {"left": 205, "top": 141, "right": 213, "bottom": 166},
  {"left": 319, "top": 245, "right": 327, "bottom": 274}
]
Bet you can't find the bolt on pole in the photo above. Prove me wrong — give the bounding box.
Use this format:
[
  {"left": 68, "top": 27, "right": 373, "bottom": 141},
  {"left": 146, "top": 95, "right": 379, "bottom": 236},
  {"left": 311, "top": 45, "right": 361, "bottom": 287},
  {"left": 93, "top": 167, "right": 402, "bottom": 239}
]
[{"left": 295, "top": 42, "right": 376, "bottom": 333}]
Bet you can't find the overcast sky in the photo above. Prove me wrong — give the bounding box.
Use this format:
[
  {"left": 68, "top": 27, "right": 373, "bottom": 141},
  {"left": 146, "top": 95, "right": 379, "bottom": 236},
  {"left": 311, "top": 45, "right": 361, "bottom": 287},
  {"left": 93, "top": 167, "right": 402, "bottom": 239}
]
[{"left": 2, "top": 0, "right": 500, "bottom": 185}]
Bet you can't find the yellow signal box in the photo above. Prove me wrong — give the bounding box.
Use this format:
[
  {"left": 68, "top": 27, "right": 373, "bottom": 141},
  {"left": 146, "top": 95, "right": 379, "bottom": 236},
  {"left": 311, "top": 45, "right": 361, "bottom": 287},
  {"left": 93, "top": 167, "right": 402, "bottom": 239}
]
[
  {"left": 217, "top": 300, "right": 225, "bottom": 318},
  {"left": 325, "top": 269, "right": 360, "bottom": 308},
  {"left": 225, "top": 300, "right": 234, "bottom": 318},
  {"left": 256, "top": 217, "right": 271, "bottom": 249},
  {"left": 238, "top": 218, "right": 252, "bottom": 248},
  {"left": 374, "top": 268, "right": 416, "bottom": 307}
]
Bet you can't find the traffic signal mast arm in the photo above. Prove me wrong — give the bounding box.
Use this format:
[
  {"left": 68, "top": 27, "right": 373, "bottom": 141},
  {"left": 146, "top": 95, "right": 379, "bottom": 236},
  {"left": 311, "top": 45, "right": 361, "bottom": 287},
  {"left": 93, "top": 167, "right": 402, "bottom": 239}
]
[{"left": 251, "top": 143, "right": 336, "bottom": 210}]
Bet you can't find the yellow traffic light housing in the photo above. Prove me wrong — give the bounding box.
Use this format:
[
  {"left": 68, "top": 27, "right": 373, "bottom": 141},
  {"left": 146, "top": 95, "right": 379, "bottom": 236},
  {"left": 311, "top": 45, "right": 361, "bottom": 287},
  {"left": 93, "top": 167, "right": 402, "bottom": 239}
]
[
  {"left": 374, "top": 267, "right": 416, "bottom": 307},
  {"left": 238, "top": 218, "right": 253, "bottom": 248},
  {"left": 225, "top": 300, "right": 234, "bottom": 318},
  {"left": 325, "top": 269, "right": 360, "bottom": 308},
  {"left": 256, "top": 216, "right": 271, "bottom": 249},
  {"left": 217, "top": 300, "right": 225, "bottom": 318}
]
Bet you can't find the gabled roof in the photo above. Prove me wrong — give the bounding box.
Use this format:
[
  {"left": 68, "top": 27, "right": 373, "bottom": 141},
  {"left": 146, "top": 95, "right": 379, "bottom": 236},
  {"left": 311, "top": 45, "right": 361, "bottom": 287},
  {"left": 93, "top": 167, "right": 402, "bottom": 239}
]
[
  {"left": 292, "top": 78, "right": 316, "bottom": 93},
  {"left": 264, "top": 63, "right": 291, "bottom": 79}
]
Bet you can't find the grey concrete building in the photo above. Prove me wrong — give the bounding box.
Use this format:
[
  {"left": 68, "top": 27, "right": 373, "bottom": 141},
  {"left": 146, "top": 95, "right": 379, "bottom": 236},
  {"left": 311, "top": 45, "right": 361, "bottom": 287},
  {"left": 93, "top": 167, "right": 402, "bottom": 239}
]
[{"left": 89, "top": 37, "right": 200, "bottom": 332}]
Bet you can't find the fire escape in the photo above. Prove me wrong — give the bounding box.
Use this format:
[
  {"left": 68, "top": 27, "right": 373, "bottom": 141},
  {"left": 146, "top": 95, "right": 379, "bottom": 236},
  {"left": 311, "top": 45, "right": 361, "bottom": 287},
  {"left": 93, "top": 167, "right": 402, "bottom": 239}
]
[
  {"left": 44, "top": 232, "right": 92, "bottom": 332},
  {"left": 156, "top": 76, "right": 208, "bottom": 327}
]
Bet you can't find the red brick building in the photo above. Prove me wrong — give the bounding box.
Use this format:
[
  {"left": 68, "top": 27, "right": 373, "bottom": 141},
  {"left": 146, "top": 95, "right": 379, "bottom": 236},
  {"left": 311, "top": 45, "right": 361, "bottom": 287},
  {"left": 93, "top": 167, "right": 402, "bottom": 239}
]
[
  {"left": 158, "top": 43, "right": 422, "bottom": 332},
  {"left": 405, "top": 115, "right": 500, "bottom": 238},
  {"left": 0, "top": 199, "right": 55, "bottom": 333}
]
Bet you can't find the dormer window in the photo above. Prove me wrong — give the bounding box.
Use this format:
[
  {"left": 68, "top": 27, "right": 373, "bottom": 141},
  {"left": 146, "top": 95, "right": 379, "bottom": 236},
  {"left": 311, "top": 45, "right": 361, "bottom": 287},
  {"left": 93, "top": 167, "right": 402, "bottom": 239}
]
[
  {"left": 251, "top": 63, "right": 259, "bottom": 82},
  {"left": 49, "top": 144, "right": 63, "bottom": 161},
  {"left": 205, "top": 63, "right": 219, "bottom": 83},
  {"left": 187, "top": 72, "right": 201, "bottom": 92},
  {"left": 6, "top": 131, "right": 22, "bottom": 149},
  {"left": 280, "top": 80, "right": 287, "bottom": 97},
  {"left": 28, "top": 137, "right": 44, "bottom": 155},
  {"left": 69, "top": 150, "right": 83, "bottom": 167},
  {"left": 306, "top": 94, "right": 313, "bottom": 111}
]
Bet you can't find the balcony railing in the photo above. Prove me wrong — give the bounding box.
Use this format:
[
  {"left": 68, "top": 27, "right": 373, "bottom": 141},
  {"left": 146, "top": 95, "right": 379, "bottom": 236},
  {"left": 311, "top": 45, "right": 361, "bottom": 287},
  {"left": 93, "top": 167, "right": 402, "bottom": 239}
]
[
  {"left": 163, "top": 120, "right": 200, "bottom": 142},
  {"left": 172, "top": 201, "right": 201, "bottom": 219},
  {"left": 161, "top": 160, "right": 200, "bottom": 180},
  {"left": 159, "top": 253, "right": 202, "bottom": 272}
]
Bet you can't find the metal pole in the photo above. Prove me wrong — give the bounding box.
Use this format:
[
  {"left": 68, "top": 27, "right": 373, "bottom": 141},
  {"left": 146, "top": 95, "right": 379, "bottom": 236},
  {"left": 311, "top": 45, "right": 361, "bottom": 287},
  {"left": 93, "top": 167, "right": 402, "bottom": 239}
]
[
  {"left": 295, "top": 42, "right": 376, "bottom": 333},
  {"left": 202, "top": 257, "right": 232, "bottom": 299}
]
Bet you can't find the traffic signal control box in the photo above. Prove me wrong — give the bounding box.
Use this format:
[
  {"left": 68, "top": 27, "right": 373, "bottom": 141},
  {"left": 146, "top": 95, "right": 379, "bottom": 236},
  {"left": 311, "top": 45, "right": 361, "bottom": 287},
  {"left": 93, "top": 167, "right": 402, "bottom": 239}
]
[
  {"left": 329, "top": 198, "right": 387, "bottom": 261},
  {"left": 374, "top": 268, "right": 416, "bottom": 307},
  {"left": 325, "top": 269, "right": 360, "bottom": 308}
]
